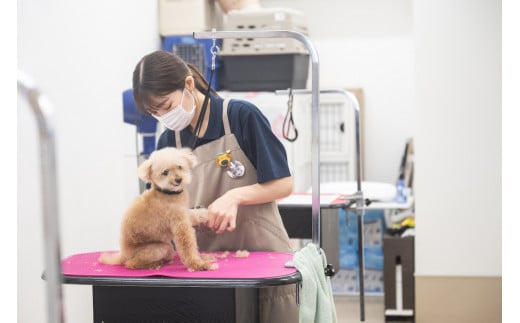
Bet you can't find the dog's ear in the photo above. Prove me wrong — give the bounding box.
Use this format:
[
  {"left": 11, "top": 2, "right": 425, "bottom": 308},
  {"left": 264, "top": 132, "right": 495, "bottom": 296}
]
[
  {"left": 181, "top": 148, "right": 199, "bottom": 169},
  {"left": 137, "top": 158, "right": 152, "bottom": 182}
]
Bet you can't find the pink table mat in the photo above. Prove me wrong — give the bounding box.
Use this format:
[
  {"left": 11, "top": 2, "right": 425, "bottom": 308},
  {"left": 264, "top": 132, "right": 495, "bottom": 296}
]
[{"left": 61, "top": 251, "right": 298, "bottom": 279}]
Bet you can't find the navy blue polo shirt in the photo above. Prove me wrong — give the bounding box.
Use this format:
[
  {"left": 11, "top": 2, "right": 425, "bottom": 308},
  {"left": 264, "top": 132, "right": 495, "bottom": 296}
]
[{"left": 156, "top": 93, "right": 291, "bottom": 184}]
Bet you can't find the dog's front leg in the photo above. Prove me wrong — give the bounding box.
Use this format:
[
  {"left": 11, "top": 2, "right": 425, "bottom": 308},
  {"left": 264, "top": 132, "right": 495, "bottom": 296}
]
[
  {"left": 188, "top": 207, "right": 209, "bottom": 226},
  {"left": 172, "top": 219, "right": 216, "bottom": 271}
]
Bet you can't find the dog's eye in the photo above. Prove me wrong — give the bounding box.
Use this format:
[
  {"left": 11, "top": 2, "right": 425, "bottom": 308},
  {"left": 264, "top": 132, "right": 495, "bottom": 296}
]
[
  {"left": 161, "top": 170, "right": 169, "bottom": 176},
  {"left": 177, "top": 165, "right": 183, "bottom": 170}
]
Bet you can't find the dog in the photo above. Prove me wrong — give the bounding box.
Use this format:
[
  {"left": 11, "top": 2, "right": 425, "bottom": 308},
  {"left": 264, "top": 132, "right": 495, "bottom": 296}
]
[{"left": 99, "top": 147, "right": 215, "bottom": 271}]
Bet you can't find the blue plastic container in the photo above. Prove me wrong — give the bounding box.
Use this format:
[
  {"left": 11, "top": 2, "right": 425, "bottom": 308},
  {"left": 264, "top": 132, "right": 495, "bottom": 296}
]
[
  {"left": 122, "top": 89, "right": 157, "bottom": 157},
  {"left": 338, "top": 208, "right": 385, "bottom": 272},
  {"left": 161, "top": 35, "right": 222, "bottom": 90}
]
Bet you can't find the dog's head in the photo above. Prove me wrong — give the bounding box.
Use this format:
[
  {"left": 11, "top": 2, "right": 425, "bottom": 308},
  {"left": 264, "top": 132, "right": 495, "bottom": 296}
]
[{"left": 137, "top": 147, "right": 198, "bottom": 193}]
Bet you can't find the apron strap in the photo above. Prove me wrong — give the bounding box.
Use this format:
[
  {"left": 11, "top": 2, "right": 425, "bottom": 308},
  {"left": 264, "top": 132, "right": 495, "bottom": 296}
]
[
  {"left": 222, "top": 98, "right": 231, "bottom": 135},
  {"left": 174, "top": 97, "right": 231, "bottom": 147},
  {"left": 175, "top": 130, "right": 182, "bottom": 147}
]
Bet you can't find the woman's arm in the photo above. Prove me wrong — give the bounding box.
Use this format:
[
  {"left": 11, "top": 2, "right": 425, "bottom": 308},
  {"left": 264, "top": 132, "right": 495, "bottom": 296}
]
[{"left": 207, "top": 176, "right": 293, "bottom": 234}]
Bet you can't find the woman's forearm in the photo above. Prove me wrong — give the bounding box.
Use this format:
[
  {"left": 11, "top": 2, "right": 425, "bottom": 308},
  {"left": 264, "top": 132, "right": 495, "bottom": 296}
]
[{"left": 225, "top": 176, "right": 293, "bottom": 206}]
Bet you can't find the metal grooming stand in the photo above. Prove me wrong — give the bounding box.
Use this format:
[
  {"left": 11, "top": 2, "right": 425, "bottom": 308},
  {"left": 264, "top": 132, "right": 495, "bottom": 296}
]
[
  {"left": 276, "top": 88, "right": 367, "bottom": 320},
  {"left": 18, "top": 71, "right": 65, "bottom": 323},
  {"left": 194, "top": 31, "right": 366, "bottom": 321}
]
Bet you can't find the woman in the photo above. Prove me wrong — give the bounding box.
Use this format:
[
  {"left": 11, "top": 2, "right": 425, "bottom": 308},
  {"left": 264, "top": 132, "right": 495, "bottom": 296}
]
[{"left": 132, "top": 50, "right": 298, "bottom": 322}]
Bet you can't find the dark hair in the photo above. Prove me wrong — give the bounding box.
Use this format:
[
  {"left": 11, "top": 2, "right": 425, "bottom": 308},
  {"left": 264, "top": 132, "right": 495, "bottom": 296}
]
[{"left": 132, "top": 50, "right": 218, "bottom": 114}]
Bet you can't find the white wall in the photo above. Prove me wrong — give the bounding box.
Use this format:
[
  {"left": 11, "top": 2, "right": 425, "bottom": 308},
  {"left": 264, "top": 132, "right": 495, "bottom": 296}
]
[
  {"left": 18, "top": 1, "right": 159, "bottom": 322},
  {"left": 414, "top": 0, "right": 501, "bottom": 276},
  {"left": 261, "top": 0, "right": 415, "bottom": 183}
]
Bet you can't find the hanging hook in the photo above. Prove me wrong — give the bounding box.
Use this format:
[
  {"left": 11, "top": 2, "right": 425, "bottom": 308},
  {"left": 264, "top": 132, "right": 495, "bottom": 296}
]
[
  {"left": 210, "top": 28, "right": 219, "bottom": 71},
  {"left": 283, "top": 88, "right": 298, "bottom": 142}
]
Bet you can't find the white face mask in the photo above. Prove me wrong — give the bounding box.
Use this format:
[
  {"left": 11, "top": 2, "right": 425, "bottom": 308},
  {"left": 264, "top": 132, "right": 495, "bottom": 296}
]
[{"left": 152, "top": 89, "right": 196, "bottom": 131}]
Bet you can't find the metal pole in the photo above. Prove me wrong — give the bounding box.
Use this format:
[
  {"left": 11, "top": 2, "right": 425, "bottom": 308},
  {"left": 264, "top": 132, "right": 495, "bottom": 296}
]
[
  {"left": 193, "top": 30, "right": 322, "bottom": 248},
  {"left": 18, "top": 71, "right": 65, "bottom": 323},
  {"left": 276, "top": 88, "right": 366, "bottom": 321}
]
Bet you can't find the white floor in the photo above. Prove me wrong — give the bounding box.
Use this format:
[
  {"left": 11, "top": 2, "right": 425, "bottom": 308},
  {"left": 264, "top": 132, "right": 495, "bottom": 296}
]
[{"left": 334, "top": 294, "right": 415, "bottom": 323}]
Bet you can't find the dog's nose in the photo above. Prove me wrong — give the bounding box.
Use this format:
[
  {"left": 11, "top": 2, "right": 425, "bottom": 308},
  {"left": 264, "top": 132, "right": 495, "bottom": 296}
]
[{"left": 175, "top": 177, "right": 182, "bottom": 184}]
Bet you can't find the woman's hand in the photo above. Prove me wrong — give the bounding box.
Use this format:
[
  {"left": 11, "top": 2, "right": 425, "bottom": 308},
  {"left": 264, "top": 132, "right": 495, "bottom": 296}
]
[
  {"left": 207, "top": 176, "right": 293, "bottom": 234},
  {"left": 207, "top": 192, "right": 239, "bottom": 234}
]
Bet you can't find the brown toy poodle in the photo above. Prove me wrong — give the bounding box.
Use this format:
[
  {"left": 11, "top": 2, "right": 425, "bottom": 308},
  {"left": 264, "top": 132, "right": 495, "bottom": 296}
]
[{"left": 99, "top": 147, "right": 215, "bottom": 271}]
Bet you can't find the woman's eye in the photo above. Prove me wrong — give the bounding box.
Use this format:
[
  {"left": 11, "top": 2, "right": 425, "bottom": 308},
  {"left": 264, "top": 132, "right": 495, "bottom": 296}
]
[{"left": 161, "top": 170, "right": 169, "bottom": 176}]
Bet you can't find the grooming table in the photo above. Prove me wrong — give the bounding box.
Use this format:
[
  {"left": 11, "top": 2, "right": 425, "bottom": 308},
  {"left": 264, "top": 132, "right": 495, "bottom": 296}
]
[{"left": 59, "top": 251, "right": 301, "bottom": 322}]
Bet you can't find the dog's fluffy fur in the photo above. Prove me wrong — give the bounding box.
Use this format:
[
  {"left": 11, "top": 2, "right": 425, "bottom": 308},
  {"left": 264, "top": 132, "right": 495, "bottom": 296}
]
[{"left": 99, "top": 147, "right": 215, "bottom": 271}]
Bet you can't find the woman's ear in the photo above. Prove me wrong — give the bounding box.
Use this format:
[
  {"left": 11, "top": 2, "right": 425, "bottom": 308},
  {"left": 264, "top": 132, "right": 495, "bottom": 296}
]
[{"left": 185, "top": 75, "right": 195, "bottom": 91}]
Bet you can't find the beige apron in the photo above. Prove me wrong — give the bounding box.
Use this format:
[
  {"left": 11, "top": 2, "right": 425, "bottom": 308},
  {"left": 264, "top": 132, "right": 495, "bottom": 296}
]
[{"left": 175, "top": 98, "right": 299, "bottom": 323}]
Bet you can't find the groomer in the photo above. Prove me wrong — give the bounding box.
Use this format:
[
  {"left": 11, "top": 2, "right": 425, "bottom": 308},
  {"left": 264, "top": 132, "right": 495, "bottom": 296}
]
[{"left": 132, "top": 50, "right": 298, "bottom": 322}]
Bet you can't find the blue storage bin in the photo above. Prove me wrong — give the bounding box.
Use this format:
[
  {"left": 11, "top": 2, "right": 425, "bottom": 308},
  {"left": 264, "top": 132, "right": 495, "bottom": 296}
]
[
  {"left": 335, "top": 208, "right": 386, "bottom": 294},
  {"left": 339, "top": 247, "right": 358, "bottom": 269},
  {"left": 122, "top": 89, "right": 158, "bottom": 157},
  {"left": 363, "top": 247, "right": 384, "bottom": 270},
  {"left": 364, "top": 245, "right": 384, "bottom": 256},
  {"left": 332, "top": 267, "right": 384, "bottom": 295},
  {"left": 331, "top": 268, "right": 360, "bottom": 294},
  {"left": 338, "top": 207, "right": 385, "bottom": 274},
  {"left": 161, "top": 35, "right": 222, "bottom": 90},
  {"left": 338, "top": 208, "right": 385, "bottom": 252},
  {"left": 363, "top": 268, "right": 385, "bottom": 294}
]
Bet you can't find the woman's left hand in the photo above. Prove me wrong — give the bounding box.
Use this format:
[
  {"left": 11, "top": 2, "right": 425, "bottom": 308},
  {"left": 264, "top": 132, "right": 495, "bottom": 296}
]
[{"left": 207, "top": 192, "right": 238, "bottom": 234}]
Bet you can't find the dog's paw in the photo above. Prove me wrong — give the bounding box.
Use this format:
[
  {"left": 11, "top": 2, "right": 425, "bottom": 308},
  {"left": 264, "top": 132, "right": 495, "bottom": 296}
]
[
  {"left": 188, "top": 207, "right": 210, "bottom": 226},
  {"left": 201, "top": 253, "right": 218, "bottom": 262},
  {"left": 98, "top": 252, "right": 122, "bottom": 265},
  {"left": 187, "top": 260, "right": 218, "bottom": 271},
  {"left": 125, "top": 258, "right": 164, "bottom": 270}
]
